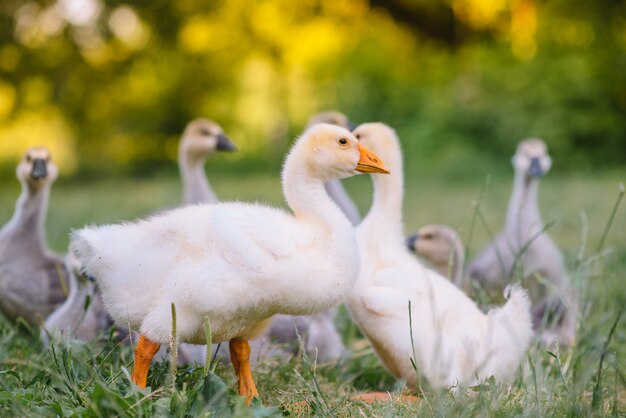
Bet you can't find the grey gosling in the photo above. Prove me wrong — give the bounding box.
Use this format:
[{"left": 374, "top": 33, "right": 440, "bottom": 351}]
[
  {"left": 0, "top": 147, "right": 68, "bottom": 326},
  {"left": 407, "top": 224, "right": 466, "bottom": 289},
  {"left": 179, "top": 118, "right": 236, "bottom": 205},
  {"left": 468, "top": 138, "right": 578, "bottom": 347}
]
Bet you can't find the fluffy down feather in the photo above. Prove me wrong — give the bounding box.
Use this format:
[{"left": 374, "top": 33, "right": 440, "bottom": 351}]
[
  {"left": 70, "top": 124, "right": 380, "bottom": 347},
  {"left": 347, "top": 123, "right": 533, "bottom": 390}
]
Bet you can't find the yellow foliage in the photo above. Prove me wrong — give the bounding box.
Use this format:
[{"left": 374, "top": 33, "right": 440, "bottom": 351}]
[
  {"left": 0, "top": 45, "right": 21, "bottom": 72},
  {"left": 453, "top": 0, "right": 508, "bottom": 29},
  {"left": 105, "top": 134, "right": 138, "bottom": 165},
  {"left": 321, "top": 0, "right": 368, "bottom": 19},
  {"left": 21, "top": 76, "right": 52, "bottom": 108},
  {"left": 0, "top": 107, "right": 77, "bottom": 174},
  {"left": 108, "top": 6, "right": 150, "bottom": 50},
  {"left": 511, "top": 0, "right": 537, "bottom": 60},
  {"left": 284, "top": 18, "right": 349, "bottom": 66},
  {"left": 178, "top": 15, "right": 221, "bottom": 54},
  {"left": 0, "top": 81, "right": 16, "bottom": 120},
  {"left": 250, "top": 1, "right": 294, "bottom": 47},
  {"left": 234, "top": 56, "right": 286, "bottom": 149}
]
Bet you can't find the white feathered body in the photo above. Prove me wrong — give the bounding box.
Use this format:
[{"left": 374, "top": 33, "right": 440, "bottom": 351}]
[
  {"left": 349, "top": 221, "right": 533, "bottom": 389},
  {"left": 347, "top": 122, "right": 533, "bottom": 391},
  {"left": 71, "top": 201, "right": 358, "bottom": 345}
]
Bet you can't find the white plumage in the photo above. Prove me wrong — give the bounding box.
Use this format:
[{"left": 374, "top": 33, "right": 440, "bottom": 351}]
[
  {"left": 262, "top": 110, "right": 359, "bottom": 363},
  {"left": 346, "top": 123, "right": 534, "bottom": 391},
  {"left": 73, "top": 199, "right": 356, "bottom": 343},
  {"left": 42, "top": 119, "right": 236, "bottom": 351},
  {"left": 69, "top": 123, "right": 389, "bottom": 397}
]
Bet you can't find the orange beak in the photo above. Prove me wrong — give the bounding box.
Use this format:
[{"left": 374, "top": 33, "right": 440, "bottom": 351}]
[{"left": 356, "top": 143, "right": 390, "bottom": 174}]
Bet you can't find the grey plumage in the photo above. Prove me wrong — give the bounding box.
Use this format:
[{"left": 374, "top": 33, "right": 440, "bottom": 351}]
[
  {"left": 468, "top": 138, "right": 578, "bottom": 347},
  {"left": 179, "top": 118, "right": 236, "bottom": 205},
  {"left": 0, "top": 147, "right": 67, "bottom": 326},
  {"left": 41, "top": 253, "right": 111, "bottom": 344}
]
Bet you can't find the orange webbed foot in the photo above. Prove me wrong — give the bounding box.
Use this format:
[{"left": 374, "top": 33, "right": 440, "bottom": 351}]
[
  {"left": 130, "top": 335, "right": 161, "bottom": 388},
  {"left": 229, "top": 337, "right": 260, "bottom": 405}
]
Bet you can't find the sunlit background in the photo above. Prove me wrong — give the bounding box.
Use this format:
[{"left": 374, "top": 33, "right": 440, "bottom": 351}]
[{"left": 0, "top": 0, "right": 624, "bottom": 178}]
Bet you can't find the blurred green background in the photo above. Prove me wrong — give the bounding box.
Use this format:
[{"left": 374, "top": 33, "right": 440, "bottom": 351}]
[{"left": 0, "top": 0, "right": 624, "bottom": 179}]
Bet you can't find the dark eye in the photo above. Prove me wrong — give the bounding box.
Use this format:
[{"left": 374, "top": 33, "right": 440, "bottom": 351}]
[
  {"left": 26, "top": 155, "right": 31, "bottom": 162},
  {"left": 355, "top": 134, "right": 361, "bottom": 139},
  {"left": 199, "top": 128, "right": 211, "bottom": 136},
  {"left": 338, "top": 137, "right": 348, "bottom": 146},
  {"left": 423, "top": 234, "right": 433, "bottom": 240}
]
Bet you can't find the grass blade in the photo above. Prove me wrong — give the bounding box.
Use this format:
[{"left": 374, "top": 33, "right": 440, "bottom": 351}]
[
  {"left": 592, "top": 310, "right": 622, "bottom": 409},
  {"left": 170, "top": 302, "right": 178, "bottom": 386},
  {"left": 203, "top": 316, "right": 212, "bottom": 377},
  {"left": 596, "top": 183, "right": 624, "bottom": 253}
]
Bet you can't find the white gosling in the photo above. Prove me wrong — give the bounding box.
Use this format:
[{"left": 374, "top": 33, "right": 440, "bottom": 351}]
[
  {"left": 346, "top": 123, "right": 533, "bottom": 391},
  {"left": 0, "top": 147, "right": 68, "bottom": 325},
  {"left": 307, "top": 111, "right": 360, "bottom": 225},
  {"left": 179, "top": 118, "right": 236, "bottom": 205},
  {"left": 69, "top": 124, "right": 389, "bottom": 402},
  {"left": 407, "top": 224, "right": 465, "bottom": 289},
  {"left": 264, "top": 111, "right": 358, "bottom": 363},
  {"left": 468, "top": 138, "right": 578, "bottom": 347},
  {"left": 41, "top": 119, "right": 237, "bottom": 354},
  {"left": 176, "top": 118, "right": 236, "bottom": 365}
]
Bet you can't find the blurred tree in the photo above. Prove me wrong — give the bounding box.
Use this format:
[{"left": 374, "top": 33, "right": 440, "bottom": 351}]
[{"left": 0, "top": 0, "right": 623, "bottom": 177}]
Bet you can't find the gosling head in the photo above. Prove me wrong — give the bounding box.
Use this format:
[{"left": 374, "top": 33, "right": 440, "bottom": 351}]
[
  {"left": 351, "top": 122, "right": 401, "bottom": 172},
  {"left": 292, "top": 123, "right": 389, "bottom": 182},
  {"left": 306, "top": 111, "right": 356, "bottom": 131},
  {"left": 512, "top": 138, "right": 551, "bottom": 179},
  {"left": 407, "top": 225, "right": 460, "bottom": 266},
  {"left": 16, "top": 147, "right": 58, "bottom": 190},
  {"left": 408, "top": 224, "right": 465, "bottom": 284},
  {"left": 180, "top": 118, "right": 236, "bottom": 163}
]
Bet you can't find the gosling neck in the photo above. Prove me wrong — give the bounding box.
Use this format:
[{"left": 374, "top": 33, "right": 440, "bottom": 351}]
[
  {"left": 179, "top": 150, "right": 217, "bottom": 205},
  {"left": 2, "top": 180, "right": 50, "bottom": 251},
  {"left": 282, "top": 159, "right": 353, "bottom": 241},
  {"left": 363, "top": 154, "right": 404, "bottom": 241},
  {"left": 505, "top": 170, "right": 542, "bottom": 243}
]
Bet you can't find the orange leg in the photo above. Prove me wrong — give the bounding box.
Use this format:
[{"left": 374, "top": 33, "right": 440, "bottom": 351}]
[
  {"left": 229, "top": 337, "right": 259, "bottom": 405},
  {"left": 131, "top": 335, "right": 161, "bottom": 388}
]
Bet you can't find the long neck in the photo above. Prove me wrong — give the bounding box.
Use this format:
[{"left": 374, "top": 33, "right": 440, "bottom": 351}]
[
  {"left": 179, "top": 151, "right": 216, "bottom": 204},
  {"left": 361, "top": 153, "right": 404, "bottom": 241},
  {"left": 1, "top": 181, "right": 49, "bottom": 252},
  {"left": 505, "top": 171, "right": 542, "bottom": 242},
  {"left": 282, "top": 159, "right": 353, "bottom": 243}
]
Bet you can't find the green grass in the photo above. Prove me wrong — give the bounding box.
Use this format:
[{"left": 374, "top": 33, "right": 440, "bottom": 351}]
[{"left": 0, "top": 169, "right": 624, "bottom": 416}]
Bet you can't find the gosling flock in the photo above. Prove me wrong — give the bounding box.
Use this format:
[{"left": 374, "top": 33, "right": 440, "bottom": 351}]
[{"left": 0, "top": 112, "right": 579, "bottom": 404}]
